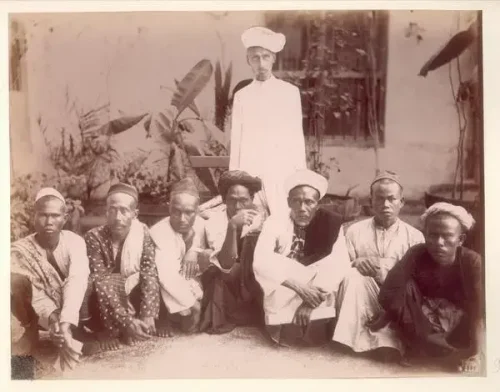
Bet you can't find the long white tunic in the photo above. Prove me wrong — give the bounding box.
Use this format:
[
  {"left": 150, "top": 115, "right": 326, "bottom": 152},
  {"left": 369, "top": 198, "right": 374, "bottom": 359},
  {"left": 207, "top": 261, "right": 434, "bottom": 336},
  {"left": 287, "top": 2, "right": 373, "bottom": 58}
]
[
  {"left": 333, "top": 218, "right": 425, "bottom": 353},
  {"left": 253, "top": 214, "right": 351, "bottom": 325},
  {"left": 230, "top": 75, "right": 307, "bottom": 217},
  {"left": 150, "top": 216, "right": 206, "bottom": 314}
]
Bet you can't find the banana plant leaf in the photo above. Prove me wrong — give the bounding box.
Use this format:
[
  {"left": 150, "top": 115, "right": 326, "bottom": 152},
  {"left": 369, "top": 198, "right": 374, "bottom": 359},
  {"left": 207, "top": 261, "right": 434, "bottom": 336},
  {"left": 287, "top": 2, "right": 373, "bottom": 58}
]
[
  {"left": 171, "top": 59, "right": 213, "bottom": 120},
  {"left": 419, "top": 20, "right": 477, "bottom": 77},
  {"left": 174, "top": 79, "right": 201, "bottom": 117},
  {"left": 223, "top": 62, "right": 233, "bottom": 100},
  {"left": 214, "top": 61, "right": 233, "bottom": 130},
  {"left": 144, "top": 109, "right": 176, "bottom": 142},
  {"left": 85, "top": 113, "right": 148, "bottom": 139}
]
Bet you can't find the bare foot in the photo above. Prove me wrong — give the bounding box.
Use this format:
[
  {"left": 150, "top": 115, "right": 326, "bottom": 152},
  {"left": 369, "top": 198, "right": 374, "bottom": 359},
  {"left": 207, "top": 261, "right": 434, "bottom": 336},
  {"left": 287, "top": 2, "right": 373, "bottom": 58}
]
[
  {"left": 97, "top": 332, "right": 121, "bottom": 351},
  {"left": 155, "top": 318, "right": 174, "bottom": 338},
  {"left": 458, "top": 354, "right": 481, "bottom": 374},
  {"left": 426, "top": 333, "right": 458, "bottom": 352},
  {"left": 122, "top": 333, "right": 140, "bottom": 346},
  {"left": 12, "top": 327, "right": 39, "bottom": 356},
  {"left": 180, "top": 303, "right": 201, "bottom": 333},
  {"left": 156, "top": 325, "right": 174, "bottom": 338},
  {"left": 81, "top": 341, "right": 102, "bottom": 356}
]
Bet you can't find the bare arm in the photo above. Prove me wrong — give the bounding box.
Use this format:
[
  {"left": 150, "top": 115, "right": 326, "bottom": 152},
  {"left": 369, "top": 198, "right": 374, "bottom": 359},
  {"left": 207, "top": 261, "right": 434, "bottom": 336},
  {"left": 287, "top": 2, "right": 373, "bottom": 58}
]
[{"left": 216, "top": 222, "right": 239, "bottom": 270}]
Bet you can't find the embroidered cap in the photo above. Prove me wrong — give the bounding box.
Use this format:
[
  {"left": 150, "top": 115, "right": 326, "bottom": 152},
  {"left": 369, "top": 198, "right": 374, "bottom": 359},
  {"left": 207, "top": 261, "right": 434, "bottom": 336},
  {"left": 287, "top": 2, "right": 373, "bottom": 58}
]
[
  {"left": 35, "top": 187, "right": 66, "bottom": 204},
  {"left": 242, "top": 26, "right": 286, "bottom": 53},
  {"left": 107, "top": 182, "right": 139, "bottom": 202},
  {"left": 284, "top": 169, "right": 329, "bottom": 199},
  {"left": 371, "top": 170, "right": 403, "bottom": 189},
  {"left": 170, "top": 177, "right": 199, "bottom": 199}
]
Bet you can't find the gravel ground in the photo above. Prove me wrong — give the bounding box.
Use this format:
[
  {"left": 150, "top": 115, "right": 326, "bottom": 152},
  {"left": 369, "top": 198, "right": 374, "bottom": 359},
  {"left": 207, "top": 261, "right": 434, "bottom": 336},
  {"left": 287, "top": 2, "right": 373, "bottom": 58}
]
[
  {"left": 13, "top": 210, "right": 458, "bottom": 380},
  {"left": 11, "top": 318, "right": 458, "bottom": 380}
]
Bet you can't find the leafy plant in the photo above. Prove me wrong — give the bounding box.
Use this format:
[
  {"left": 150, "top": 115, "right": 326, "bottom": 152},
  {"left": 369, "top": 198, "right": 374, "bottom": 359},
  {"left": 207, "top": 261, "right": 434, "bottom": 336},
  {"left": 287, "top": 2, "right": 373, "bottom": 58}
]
[
  {"left": 214, "top": 60, "right": 233, "bottom": 131},
  {"left": 10, "top": 172, "right": 87, "bottom": 241},
  {"left": 418, "top": 14, "right": 480, "bottom": 199},
  {"left": 143, "top": 59, "right": 228, "bottom": 198},
  {"left": 274, "top": 11, "right": 387, "bottom": 178}
]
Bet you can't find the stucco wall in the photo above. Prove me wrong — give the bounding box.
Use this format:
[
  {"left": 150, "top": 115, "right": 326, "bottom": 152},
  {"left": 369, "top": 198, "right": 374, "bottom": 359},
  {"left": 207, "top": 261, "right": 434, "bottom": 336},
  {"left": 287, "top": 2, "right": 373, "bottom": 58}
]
[
  {"left": 322, "top": 10, "right": 477, "bottom": 199},
  {"left": 11, "top": 10, "right": 477, "bottom": 201},
  {"left": 14, "top": 11, "right": 263, "bottom": 176}
]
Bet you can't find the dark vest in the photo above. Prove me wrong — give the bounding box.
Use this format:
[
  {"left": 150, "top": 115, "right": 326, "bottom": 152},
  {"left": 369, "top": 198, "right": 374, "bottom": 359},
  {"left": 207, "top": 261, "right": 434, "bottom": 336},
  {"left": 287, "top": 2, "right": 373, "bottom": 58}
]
[{"left": 301, "top": 207, "right": 343, "bottom": 266}]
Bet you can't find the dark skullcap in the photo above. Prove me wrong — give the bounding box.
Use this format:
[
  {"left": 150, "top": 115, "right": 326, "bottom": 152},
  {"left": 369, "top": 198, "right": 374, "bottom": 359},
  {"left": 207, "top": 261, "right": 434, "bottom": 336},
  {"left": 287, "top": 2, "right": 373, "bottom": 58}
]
[
  {"left": 107, "top": 182, "right": 139, "bottom": 202},
  {"left": 371, "top": 170, "right": 403, "bottom": 190},
  {"left": 170, "top": 177, "right": 199, "bottom": 199},
  {"left": 218, "top": 170, "right": 262, "bottom": 200}
]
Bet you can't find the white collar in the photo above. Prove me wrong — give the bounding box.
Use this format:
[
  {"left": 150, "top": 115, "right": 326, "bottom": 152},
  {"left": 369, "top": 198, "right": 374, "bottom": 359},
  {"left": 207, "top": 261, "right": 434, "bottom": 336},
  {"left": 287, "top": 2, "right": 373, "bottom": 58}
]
[
  {"left": 372, "top": 217, "right": 401, "bottom": 233},
  {"left": 252, "top": 74, "right": 276, "bottom": 87}
]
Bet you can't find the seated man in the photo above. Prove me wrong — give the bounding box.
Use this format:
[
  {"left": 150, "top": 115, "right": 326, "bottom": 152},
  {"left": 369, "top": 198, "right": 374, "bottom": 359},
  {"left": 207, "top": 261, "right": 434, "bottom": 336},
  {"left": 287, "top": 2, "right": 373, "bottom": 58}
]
[
  {"left": 333, "top": 171, "right": 424, "bottom": 359},
  {"left": 253, "top": 169, "right": 351, "bottom": 347},
  {"left": 11, "top": 188, "right": 91, "bottom": 368},
  {"left": 150, "top": 177, "right": 206, "bottom": 335},
  {"left": 377, "top": 202, "right": 484, "bottom": 374},
  {"left": 199, "top": 170, "right": 267, "bottom": 334},
  {"left": 84, "top": 183, "right": 161, "bottom": 350}
]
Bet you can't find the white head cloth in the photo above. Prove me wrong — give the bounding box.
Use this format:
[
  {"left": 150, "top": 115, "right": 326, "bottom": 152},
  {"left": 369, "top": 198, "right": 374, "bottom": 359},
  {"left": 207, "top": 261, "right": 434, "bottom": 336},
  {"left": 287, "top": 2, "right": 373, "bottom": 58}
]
[
  {"left": 284, "top": 169, "right": 329, "bottom": 200},
  {"left": 35, "top": 187, "right": 66, "bottom": 205},
  {"left": 420, "top": 202, "right": 475, "bottom": 231},
  {"left": 241, "top": 26, "right": 286, "bottom": 53}
]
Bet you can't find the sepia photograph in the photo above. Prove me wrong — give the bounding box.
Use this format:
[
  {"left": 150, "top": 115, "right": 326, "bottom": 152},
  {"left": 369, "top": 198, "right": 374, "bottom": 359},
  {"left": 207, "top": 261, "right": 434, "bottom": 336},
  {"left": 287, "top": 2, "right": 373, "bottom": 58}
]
[{"left": 8, "top": 5, "right": 487, "bottom": 381}]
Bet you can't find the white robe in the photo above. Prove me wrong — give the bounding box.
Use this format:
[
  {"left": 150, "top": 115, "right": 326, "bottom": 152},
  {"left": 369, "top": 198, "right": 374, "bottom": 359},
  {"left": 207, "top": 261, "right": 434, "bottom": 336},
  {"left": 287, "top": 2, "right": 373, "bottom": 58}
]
[
  {"left": 333, "top": 218, "right": 425, "bottom": 353},
  {"left": 150, "top": 216, "right": 206, "bottom": 314},
  {"left": 253, "top": 214, "right": 351, "bottom": 326},
  {"left": 230, "top": 75, "right": 307, "bottom": 218}
]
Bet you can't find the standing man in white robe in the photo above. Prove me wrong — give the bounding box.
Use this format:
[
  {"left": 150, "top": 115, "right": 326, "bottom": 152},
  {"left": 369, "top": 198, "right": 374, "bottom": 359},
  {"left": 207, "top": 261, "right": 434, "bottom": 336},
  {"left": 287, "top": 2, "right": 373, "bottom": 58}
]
[
  {"left": 230, "top": 26, "right": 307, "bottom": 218},
  {"left": 333, "top": 171, "right": 425, "bottom": 360},
  {"left": 253, "top": 169, "right": 351, "bottom": 346}
]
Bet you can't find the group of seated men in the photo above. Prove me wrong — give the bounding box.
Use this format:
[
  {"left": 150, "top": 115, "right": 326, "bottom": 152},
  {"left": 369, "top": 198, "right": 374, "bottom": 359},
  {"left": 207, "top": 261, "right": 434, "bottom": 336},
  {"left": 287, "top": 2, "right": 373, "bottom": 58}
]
[{"left": 11, "top": 168, "right": 484, "bottom": 373}]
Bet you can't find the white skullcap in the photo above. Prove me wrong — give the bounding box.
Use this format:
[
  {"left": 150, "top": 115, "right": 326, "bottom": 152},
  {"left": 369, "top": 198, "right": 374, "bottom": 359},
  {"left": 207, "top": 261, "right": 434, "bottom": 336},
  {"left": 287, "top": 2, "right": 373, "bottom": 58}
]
[
  {"left": 241, "top": 26, "right": 286, "bottom": 53},
  {"left": 285, "top": 169, "right": 329, "bottom": 200},
  {"left": 35, "top": 187, "right": 66, "bottom": 205},
  {"left": 421, "top": 202, "right": 475, "bottom": 231}
]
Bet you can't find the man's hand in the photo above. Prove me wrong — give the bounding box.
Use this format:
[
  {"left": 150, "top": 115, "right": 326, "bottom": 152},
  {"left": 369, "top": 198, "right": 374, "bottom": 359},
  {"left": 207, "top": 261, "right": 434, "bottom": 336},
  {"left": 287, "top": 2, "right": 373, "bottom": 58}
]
[
  {"left": 197, "top": 249, "right": 213, "bottom": 273},
  {"left": 182, "top": 254, "right": 199, "bottom": 280},
  {"left": 229, "top": 209, "right": 258, "bottom": 229},
  {"left": 352, "top": 257, "right": 379, "bottom": 277},
  {"left": 59, "top": 322, "right": 73, "bottom": 349},
  {"left": 183, "top": 228, "right": 195, "bottom": 251},
  {"left": 293, "top": 303, "right": 314, "bottom": 326},
  {"left": 296, "top": 284, "right": 329, "bottom": 308},
  {"left": 126, "top": 318, "right": 152, "bottom": 342},
  {"left": 48, "top": 312, "right": 65, "bottom": 348}
]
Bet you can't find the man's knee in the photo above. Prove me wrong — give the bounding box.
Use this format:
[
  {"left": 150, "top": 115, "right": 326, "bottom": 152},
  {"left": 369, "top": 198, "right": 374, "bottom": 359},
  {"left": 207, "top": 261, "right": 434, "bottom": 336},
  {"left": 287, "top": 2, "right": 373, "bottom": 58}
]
[
  {"left": 340, "top": 268, "right": 374, "bottom": 291},
  {"left": 11, "top": 273, "right": 31, "bottom": 297}
]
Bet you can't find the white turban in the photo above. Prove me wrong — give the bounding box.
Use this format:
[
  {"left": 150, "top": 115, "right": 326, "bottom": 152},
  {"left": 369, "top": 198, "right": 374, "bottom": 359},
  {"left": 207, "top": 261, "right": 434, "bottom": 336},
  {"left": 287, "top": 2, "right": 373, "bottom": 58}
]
[
  {"left": 420, "top": 202, "right": 475, "bottom": 231},
  {"left": 241, "top": 26, "right": 286, "bottom": 53},
  {"left": 35, "top": 187, "right": 66, "bottom": 205},
  {"left": 284, "top": 169, "right": 328, "bottom": 200}
]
